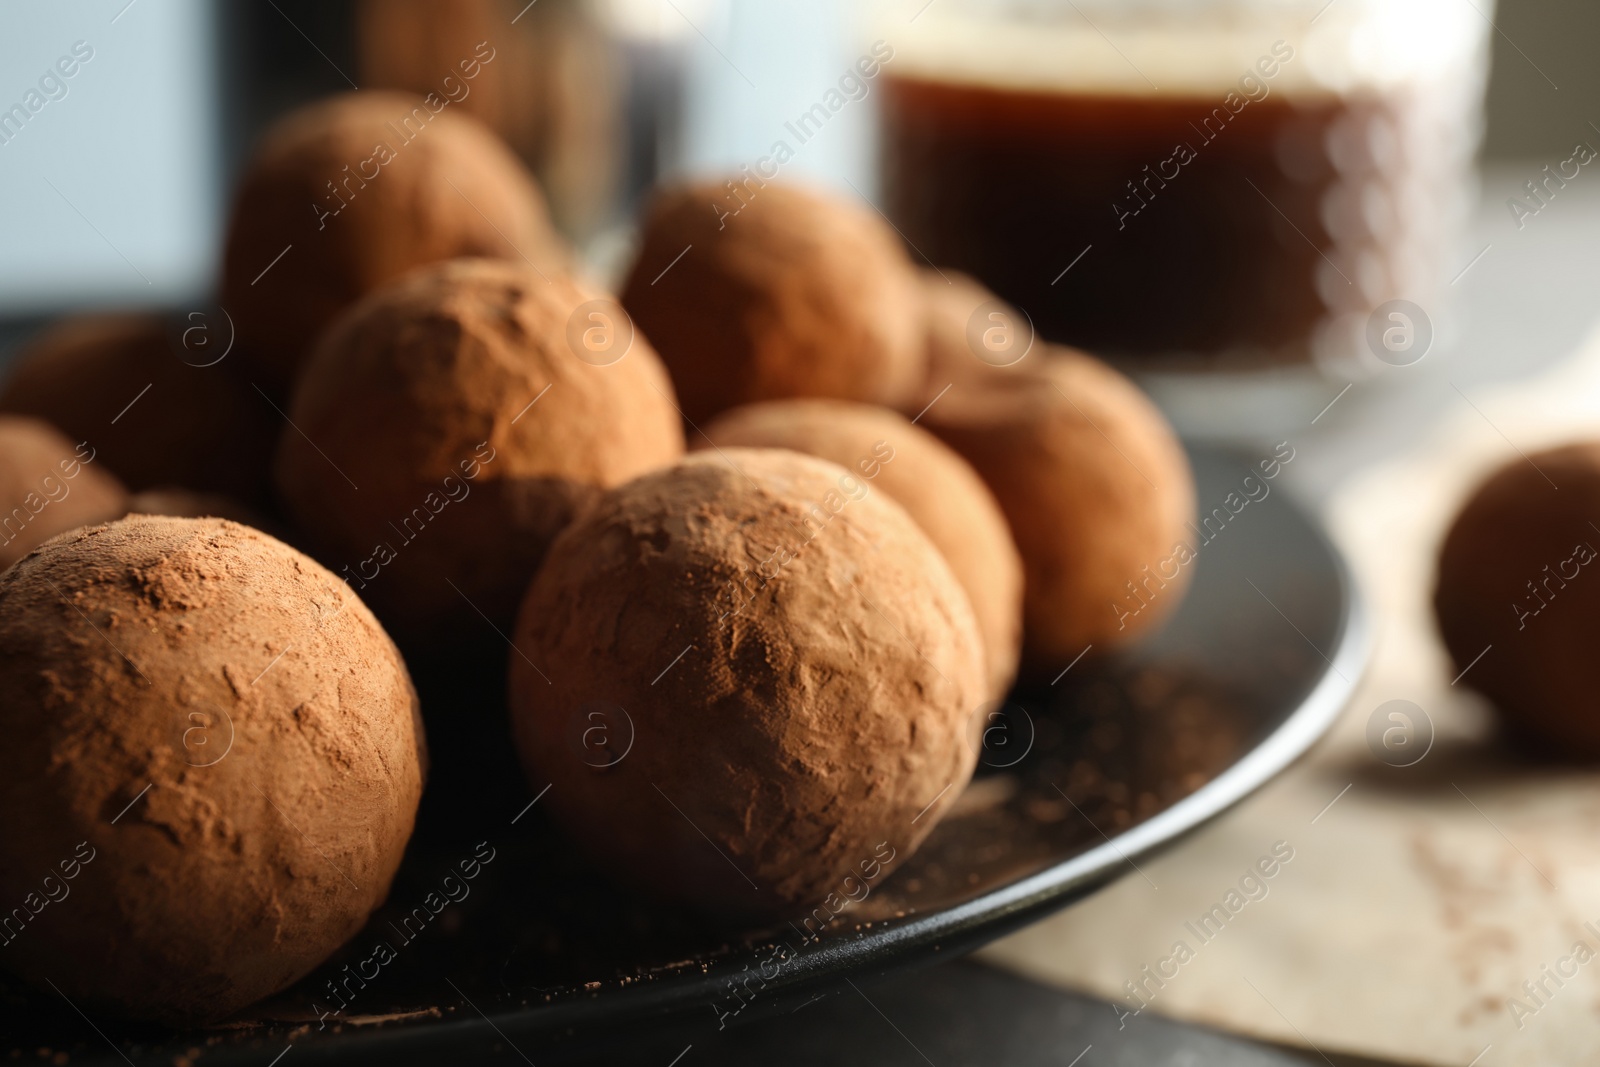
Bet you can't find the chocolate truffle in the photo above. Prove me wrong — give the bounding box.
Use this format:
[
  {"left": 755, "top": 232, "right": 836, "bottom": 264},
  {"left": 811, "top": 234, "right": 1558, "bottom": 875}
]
[
  {"left": 275, "top": 258, "right": 684, "bottom": 649},
  {"left": 1435, "top": 444, "right": 1600, "bottom": 754},
  {"left": 221, "top": 91, "right": 565, "bottom": 396},
  {"left": 0, "top": 416, "right": 127, "bottom": 571},
  {"left": 0, "top": 314, "right": 279, "bottom": 504},
  {"left": 700, "top": 399, "right": 1022, "bottom": 698},
  {"left": 509, "top": 449, "right": 984, "bottom": 916},
  {"left": 922, "top": 349, "right": 1195, "bottom": 675},
  {"left": 620, "top": 180, "right": 925, "bottom": 423},
  {"left": 0, "top": 516, "right": 426, "bottom": 1022},
  {"left": 911, "top": 268, "right": 1032, "bottom": 410}
]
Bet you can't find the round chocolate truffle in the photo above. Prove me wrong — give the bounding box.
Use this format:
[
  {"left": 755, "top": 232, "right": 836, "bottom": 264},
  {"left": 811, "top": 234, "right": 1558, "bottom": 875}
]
[
  {"left": 922, "top": 349, "right": 1195, "bottom": 675},
  {"left": 221, "top": 91, "right": 565, "bottom": 396},
  {"left": 911, "top": 268, "right": 1032, "bottom": 410},
  {"left": 509, "top": 449, "right": 984, "bottom": 916},
  {"left": 0, "top": 516, "right": 426, "bottom": 1022},
  {"left": 620, "top": 180, "right": 925, "bottom": 423},
  {"left": 700, "top": 399, "right": 1022, "bottom": 698},
  {"left": 1435, "top": 444, "right": 1600, "bottom": 754},
  {"left": 0, "top": 314, "right": 278, "bottom": 504},
  {"left": 0, "top": 416, "right": 128, "bottom": 571},
  {"left": 275, "top": 258, "right": 685, "bottom": 649}
]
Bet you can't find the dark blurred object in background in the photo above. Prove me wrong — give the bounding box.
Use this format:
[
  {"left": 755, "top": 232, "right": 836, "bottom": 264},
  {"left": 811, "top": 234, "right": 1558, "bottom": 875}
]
[
  {"left": 874, "top": 0, "right": 1492, "bottom": 378},
  {"left": 224, "top": 0, "right": 678, "bottom": 245},
  {"left": 219, "top": 0, "right": 358, "bottom": 171},
  {"left": 355, "top": 0, "right": 623, "bottom": 239}
]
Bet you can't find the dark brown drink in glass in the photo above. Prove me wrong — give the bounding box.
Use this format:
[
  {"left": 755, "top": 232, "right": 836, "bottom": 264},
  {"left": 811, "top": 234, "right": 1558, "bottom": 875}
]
[{"left": 882, "top": 72, "right": 1451, "bottom": 368}]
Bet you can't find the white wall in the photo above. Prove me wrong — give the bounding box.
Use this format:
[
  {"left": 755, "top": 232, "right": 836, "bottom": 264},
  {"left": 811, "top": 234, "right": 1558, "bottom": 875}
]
[
  {"left": 677, "top": 0, "right": 876, "bottom": 197},
  {"left": 0, "top": 0, "right": 220, "bottom": 314}
]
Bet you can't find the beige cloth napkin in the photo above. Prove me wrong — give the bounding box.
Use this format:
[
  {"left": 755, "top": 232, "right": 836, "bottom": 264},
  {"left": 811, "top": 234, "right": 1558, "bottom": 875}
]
[{"left": 979, "top": 325, "right": 1600, "bottom": 1067}]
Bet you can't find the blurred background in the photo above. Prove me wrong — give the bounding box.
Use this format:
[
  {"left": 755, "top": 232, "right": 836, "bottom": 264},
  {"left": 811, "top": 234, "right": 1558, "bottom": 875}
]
[
  {"left": 1, "top": 0, "right": 1595, "bottom": 462},
  {"left": 0, "top": 2, "right": 1589, "bottom": 298}
]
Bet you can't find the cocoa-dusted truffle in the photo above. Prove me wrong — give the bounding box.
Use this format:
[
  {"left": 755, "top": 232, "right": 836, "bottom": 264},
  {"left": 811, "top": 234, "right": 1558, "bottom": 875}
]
[
  {"left": 1435, "top": 444, "right": 1600, "bottom": 754},
  {"left": 922, "top": 349, "right": 1195, "bottom": 675},
  {"left": 700, "top": 399, "right": 1022, "bottom": 698},
  {"left": 221, "top": 91, "right": 565, "bottom": 396},
  {"left": 0, "top": 416, "right": 127, "bottom": 570},
  {"left": 509, "top": 449, "right": 984, "bottom": 916},
  {"left": 912, "top": 268, "right": 1031, "bottom": 410},
  {"left": 276, "top": 258, "right": 684, "bottom": 648},
  {"left": 0, "top": 314, "right": 278, "bottom": 503},
  {"left": 620, "top": 180, "right": 925, "bottom": 423},
  {"left": 0, "top": 516, "right": 426, "bottom": 1022}
]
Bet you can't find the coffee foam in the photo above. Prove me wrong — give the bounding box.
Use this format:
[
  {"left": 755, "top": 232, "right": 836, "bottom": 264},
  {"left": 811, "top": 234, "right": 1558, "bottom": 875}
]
[{"left": 867, "top": 0, "right": 1487, "bottom": 98}]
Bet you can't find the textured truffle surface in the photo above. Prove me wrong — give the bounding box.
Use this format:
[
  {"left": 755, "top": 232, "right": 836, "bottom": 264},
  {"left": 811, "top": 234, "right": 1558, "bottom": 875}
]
[
  {"left": 509, "top": 449, "right": 984, "bottom": 916},
  {"left": 0, "top": 516, "right": 426, "bottom": 1022},
  {"left": 620, "top": 180, "right": 925, "bottom": 423},
  {"left": 701, "top": 399, "right": 1022, "bottom": 699},
  {"left": 0, "top": 416, "right": 128, "bottom": 570},
  {"left": 923, "top": 349, "right": 1196, "bottom": 674},
  {"left": 276, "top": 258, "right": 684, "bottom": 648},
  {"left": 1435, "top": 444, "right": 1600, "bottom": 754},
  {"left": 0, "top": 315, "right": 279, "bottom": 503},
  {"left": 221, "top": 91, "right": 565, "bottom": 396}
]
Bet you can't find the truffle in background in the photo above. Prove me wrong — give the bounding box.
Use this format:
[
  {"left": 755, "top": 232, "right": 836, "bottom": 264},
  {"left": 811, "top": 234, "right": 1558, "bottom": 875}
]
[
  {"left": 125, "top": 487, "right": 274, "bottom": 534},
  {"left": 0, "top": 416, "right": 128, "bottom": 571},
  {"left": 221, "top": 90, "right": 567, "bottom": 397},
  {"left": 0, "top": 315, "right": 278, "bottom": 506},
  {"left": 621, "top": 180, "right": 926, "bottom": 424},
  {"left": 275, "top": 258, "right": 684, "bottom": 652},
  {"left": 0, "top": 516, "right": 426, "bottom": 1023},
  {"left": 509, "top": 449, "right": 984, "bottom": 918},
  {"left": 923, "top": 349, "right": 1196, "bottom": 676},
  {"left": 701, "top": 399, "right": 1023, "bottom": 700},
  {"left": 1435, "top": 444, "right": 1600, "bottom": 755},
  {"left": 911, "top": 268, "right": 1031, "bottom": 411}
]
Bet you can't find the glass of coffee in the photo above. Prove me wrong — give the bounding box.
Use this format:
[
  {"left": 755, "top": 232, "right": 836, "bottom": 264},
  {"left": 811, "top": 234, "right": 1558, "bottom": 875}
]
[{"left": 872, "top": 0, "right": 1492, "bottom": 387}]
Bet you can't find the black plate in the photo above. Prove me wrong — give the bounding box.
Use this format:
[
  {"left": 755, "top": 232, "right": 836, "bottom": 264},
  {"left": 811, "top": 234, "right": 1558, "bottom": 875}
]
[{"left": 0, "top": 447, "right": 1368, "bottom": 1064}]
